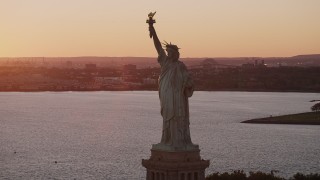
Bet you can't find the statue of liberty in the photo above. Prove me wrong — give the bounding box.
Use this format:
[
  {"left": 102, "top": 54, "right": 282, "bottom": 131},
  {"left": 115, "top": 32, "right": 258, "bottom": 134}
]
[{"left": 147, "top": 12, "right": 198, "bottom": 150}]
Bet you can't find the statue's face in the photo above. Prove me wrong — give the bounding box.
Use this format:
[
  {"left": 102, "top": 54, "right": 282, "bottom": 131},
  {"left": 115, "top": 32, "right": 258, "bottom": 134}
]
[
  {"left": 166, "top": 48, "right": 173, "bottom": 57},
  {"left": 166, "top": 48, "right": 176, "bottom": 59}
]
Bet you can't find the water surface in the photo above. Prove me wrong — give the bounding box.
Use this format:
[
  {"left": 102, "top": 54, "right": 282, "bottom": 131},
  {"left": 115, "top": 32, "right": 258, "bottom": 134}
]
[{"left": 0, "top": 91, "right": 319, "bottom": 179}]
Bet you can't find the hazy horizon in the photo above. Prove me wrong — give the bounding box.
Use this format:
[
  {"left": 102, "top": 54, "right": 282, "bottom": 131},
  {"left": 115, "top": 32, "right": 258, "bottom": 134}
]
[
  {"left": 1, "top": 53, "right": 320, "bottom": 59},
  {"left": 1, "top": 0, "right": 320, "bottom": 57}
]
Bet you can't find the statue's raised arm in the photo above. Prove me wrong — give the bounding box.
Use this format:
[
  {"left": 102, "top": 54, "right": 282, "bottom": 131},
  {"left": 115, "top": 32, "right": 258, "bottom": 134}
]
[{"left": 147, "top": 12, "right": 165, "bottom": 56}]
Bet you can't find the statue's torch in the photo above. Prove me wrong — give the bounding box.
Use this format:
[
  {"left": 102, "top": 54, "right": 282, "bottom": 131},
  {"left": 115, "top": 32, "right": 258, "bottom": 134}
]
[{"left": 146, "top": 11, "right": 156, "bottom": 38}]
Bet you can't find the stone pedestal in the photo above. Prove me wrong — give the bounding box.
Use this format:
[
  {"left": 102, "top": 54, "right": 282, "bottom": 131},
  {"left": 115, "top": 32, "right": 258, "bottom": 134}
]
[{"left": 142, "top": 147, "right": 209, "bottom": 180}]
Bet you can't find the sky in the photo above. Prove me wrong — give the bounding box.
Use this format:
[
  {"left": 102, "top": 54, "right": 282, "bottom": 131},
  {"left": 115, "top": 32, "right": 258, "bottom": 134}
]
[{"left": 1, "top": 0, "right": 320, "bottom": 58}]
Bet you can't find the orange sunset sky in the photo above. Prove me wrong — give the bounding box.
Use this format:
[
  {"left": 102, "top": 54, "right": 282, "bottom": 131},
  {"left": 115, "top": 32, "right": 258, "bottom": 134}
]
[{"left": 1, "top": 0, "right": 320, "bottom": 58}]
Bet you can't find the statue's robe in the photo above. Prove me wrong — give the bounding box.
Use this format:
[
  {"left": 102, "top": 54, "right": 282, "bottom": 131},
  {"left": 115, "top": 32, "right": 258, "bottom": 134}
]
[{"left": 157, "top": 53, "right": 194, "bottom": 147}]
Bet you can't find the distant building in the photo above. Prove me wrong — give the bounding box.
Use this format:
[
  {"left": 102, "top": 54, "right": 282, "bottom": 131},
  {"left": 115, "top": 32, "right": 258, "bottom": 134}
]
[
  {"left": 143, "top": 78, "right": 157, "bottom": 85},
  {"left": 95, "top": 77, "right": 123, "bottom": 84},
  {"left": 256, "top": 60, "right": 267, "bottom": 68},
  {"left": 241, "top": 63, "right": 255, "bottom": 68},
  {"left": 242, "top": 60, "right": 267, "bottom": 68},
  {"left": 201, "top": 58, "right": 217, "bottom": 69}
]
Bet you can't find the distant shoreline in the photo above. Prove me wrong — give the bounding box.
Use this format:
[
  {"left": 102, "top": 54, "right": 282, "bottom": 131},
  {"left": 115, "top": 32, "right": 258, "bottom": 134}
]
[
  {"left": 242, "top": 112, "right": 320, "bottom": 125},
  {"left": 0, "top": 90, "right": 319, "bottom": 93}
]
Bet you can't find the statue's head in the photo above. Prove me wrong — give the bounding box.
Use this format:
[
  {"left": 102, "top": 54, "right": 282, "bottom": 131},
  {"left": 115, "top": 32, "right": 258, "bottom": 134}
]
[{"left": 163, "top": 41, "right": 180, "bottom": 60}]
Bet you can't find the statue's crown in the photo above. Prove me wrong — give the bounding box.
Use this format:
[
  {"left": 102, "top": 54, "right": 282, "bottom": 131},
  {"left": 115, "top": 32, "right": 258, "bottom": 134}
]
[{"left": 162, "top": 41, "right": 180, "bottom": 51}]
